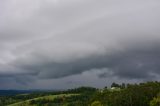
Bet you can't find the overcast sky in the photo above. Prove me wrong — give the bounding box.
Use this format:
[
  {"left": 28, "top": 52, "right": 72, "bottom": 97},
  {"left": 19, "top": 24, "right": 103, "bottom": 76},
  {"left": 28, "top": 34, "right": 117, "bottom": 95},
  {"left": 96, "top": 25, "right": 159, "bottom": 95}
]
[{"left": 0, "top": 0, "right": 160, "bottom": 89}]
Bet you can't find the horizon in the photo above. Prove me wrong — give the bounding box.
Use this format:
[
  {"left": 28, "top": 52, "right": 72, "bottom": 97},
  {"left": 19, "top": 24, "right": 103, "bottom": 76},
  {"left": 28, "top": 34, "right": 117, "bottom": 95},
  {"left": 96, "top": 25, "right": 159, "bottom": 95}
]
[{"left": 0, "top": 0, "right": 160, "bottom": 89}]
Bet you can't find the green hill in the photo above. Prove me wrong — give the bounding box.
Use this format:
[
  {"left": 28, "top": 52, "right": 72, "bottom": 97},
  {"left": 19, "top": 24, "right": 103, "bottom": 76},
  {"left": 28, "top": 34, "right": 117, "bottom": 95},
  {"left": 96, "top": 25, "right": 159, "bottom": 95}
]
[
  {"left": 1, "top": 82, "right": 160, "bottom": 106},
  {"left": 8, "top": 94, "right": 78, "bottom": 106}
]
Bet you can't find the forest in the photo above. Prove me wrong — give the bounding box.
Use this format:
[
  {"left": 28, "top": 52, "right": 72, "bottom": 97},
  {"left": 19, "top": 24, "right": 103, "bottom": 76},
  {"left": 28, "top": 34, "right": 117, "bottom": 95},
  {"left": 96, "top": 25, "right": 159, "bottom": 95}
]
[{"left": 0, "top": 81, "right": 160, "bottom": 106}]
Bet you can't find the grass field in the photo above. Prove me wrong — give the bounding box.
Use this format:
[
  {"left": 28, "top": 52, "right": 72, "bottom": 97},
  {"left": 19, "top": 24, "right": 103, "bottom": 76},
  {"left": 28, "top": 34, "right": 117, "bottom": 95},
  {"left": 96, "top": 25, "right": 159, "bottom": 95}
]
[{"left": 8, "top": 94, "right": 78, "bottom": 106}]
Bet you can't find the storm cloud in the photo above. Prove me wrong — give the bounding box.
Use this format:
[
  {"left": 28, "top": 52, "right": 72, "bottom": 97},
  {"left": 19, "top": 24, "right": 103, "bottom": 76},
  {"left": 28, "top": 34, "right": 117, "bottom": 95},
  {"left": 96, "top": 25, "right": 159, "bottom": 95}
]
[{"left": 0, "top": 0, "right": 160, "bottom": 89}]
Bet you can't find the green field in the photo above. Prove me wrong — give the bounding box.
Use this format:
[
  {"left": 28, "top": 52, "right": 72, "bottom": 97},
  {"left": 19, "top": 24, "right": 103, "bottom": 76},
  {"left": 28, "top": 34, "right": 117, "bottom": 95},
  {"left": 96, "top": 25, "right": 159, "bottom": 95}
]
[{"left": 8, "top": 94, "right": 78, "bottom": 106}]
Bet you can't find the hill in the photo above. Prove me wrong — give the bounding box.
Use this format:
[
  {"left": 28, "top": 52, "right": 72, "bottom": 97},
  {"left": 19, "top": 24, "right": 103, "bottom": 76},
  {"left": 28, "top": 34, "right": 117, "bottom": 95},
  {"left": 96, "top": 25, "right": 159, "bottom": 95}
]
[
  {"left": 0, "top": 82, "right": 160, "bottom": 106},
  {"left": 8, "top": 94, "right": 78, "bottom": 106},
  {"left": 0, "top": 90, "right": 35, "bottom": 96}
]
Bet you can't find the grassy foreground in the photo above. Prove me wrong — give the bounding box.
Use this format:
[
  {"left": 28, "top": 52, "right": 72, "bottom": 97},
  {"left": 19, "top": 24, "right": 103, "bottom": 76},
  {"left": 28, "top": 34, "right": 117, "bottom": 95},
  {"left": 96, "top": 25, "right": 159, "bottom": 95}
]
[{"left": 8, "top": 94, "right": 78, "bottom": 106}]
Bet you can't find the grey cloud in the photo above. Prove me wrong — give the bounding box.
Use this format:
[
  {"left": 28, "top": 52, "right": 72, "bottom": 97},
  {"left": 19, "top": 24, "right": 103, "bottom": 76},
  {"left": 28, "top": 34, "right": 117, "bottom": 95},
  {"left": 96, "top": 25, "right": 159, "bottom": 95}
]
[
  {"left": 9, "top": 42, "right": 160, "bottom": 81},
  {"left": 0, "top": 0, "right": 160, "bottom": 89}
]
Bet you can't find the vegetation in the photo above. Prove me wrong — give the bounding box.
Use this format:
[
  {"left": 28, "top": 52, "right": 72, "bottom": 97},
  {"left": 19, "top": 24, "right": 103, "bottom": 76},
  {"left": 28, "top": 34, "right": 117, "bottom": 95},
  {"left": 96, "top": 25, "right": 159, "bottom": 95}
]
[{"left": 1, "top": 81, "right": 160, "bottom": 106}]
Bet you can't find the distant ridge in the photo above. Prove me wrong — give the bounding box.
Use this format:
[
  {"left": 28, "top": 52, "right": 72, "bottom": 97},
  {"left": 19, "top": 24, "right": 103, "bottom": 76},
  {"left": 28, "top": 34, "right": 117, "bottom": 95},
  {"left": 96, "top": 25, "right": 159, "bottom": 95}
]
[
  {"left": 0, "top": 90, "right": 35, "bottom": 96},
  {"left": 0, "top": 90, "right": 47, "bottom": 96}
]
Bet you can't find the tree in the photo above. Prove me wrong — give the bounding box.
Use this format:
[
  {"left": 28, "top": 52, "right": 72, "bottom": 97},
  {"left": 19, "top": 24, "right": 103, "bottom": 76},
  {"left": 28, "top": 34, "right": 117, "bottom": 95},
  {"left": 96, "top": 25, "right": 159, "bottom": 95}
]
[
  {"left": 121, "top": 83, "right": 126, "bottom": 89},
  {"left": 91, "top": 101, "right": 103, "bottom": 106},
  {"left": 111, "top": 82, "right": 120, "bottom": 88},
  {"left": 150, "top": 97, "right": 160, "bottom": 106}
]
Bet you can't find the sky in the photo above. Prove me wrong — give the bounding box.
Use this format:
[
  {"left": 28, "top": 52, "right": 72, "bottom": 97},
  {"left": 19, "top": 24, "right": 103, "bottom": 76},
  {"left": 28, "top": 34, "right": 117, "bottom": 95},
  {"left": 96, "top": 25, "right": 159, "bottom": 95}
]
[{"left": 0, "top": 0, "right": 160, "bottom": 89}]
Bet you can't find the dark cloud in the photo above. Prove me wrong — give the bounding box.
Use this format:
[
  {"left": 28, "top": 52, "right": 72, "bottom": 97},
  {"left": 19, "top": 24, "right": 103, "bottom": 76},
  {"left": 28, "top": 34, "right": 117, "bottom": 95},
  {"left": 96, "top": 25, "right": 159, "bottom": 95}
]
[
  {"left": 10, "top": 42, "right": 160, "bottom": 81},
  {"left": 0, "top": 0, "right": 160, "bottom": 89}
]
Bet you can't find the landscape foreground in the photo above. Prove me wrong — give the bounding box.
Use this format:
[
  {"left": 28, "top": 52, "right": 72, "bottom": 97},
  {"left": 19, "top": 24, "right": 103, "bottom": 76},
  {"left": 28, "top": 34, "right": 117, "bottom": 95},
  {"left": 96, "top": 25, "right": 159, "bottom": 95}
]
[{"left": 1, "top": 81, "right": 160, "bottom": 106}]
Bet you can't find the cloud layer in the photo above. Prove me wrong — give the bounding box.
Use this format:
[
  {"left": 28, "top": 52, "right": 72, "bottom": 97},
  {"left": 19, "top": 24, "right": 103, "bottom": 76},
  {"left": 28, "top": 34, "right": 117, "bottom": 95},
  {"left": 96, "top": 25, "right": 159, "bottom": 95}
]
[{"left": 0, "top": 0, "right": 160, "bottom": 89}]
